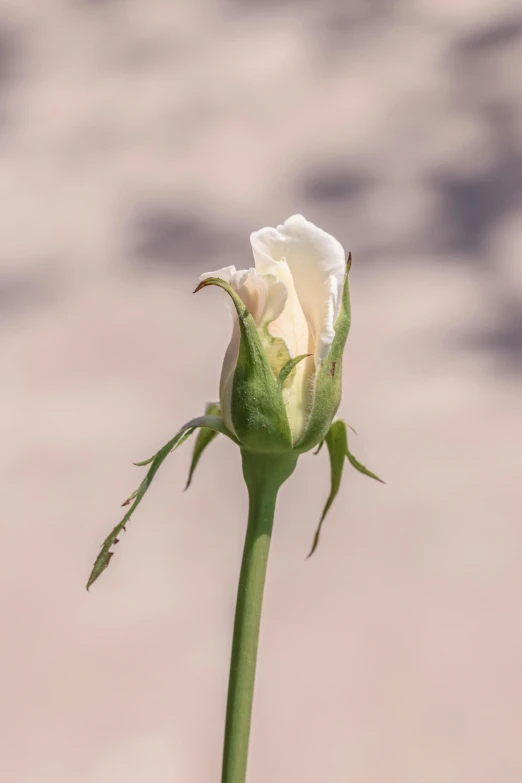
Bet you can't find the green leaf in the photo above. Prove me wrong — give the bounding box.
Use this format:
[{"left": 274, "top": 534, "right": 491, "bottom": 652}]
[
  {"left": 307, "top": 419, "right": 348, "bottom": 557},
  {"left": 295, "top": 255, "right": 352, "bottom": 453},
  {"left": 87, "top": 414, "right": 238, "bottom": 590},
  {"left": 185, "top": 402, "right": 221, "bottom": 490},
  {"left": 195, "top": 277, "right": 293, "bottom": 453},
  {"left": 277, "top": 354, "right": 311, "bottom": 390},
  {"left": 346, "top": 433, "right": 385, "bottom": 483}
]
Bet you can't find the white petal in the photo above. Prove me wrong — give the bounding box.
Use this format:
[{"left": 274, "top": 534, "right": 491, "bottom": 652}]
[
  {"left": 233, "top": 268, "right": 287, "bottom": 326},
  {"left": 260, "top": 260, "right": 313, "bottom": 441},
  {"left": 200, "top": 265, "right": 286, "bottom": 327},
  {"left": 219, "top": 319, "right": 240, "bottom": 435},
  {"left": 199, "top": 265, "right": 237, "bottom": 283},
  {"left": 249, "top": 234, "right": 314, "bottom": 442},
  {"left": 251, "top": 214, "right": 346, "bottom": 363}
]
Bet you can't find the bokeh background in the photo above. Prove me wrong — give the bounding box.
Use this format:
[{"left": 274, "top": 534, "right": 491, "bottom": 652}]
[{"left": 2, "top": 1, "right": 522, "bottom": 781}]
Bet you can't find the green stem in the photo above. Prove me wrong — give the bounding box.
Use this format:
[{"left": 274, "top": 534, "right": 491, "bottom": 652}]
[{"left": 221, "top": 450, "right": 298, "bottom": 783}]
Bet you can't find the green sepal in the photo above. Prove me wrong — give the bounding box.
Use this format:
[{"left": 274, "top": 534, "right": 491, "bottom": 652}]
[
  {"left": 277, "top": 354, "right": 311, "bottom": 390},
  {"left": 134, "top": 427, "right": 194, "bottom": 466},
  {"left": 185, "top": 402, "right": 221, "bottom": 490},
  {"left": 346, "top": 432, "right": 385, "bottom": 484},
  {"left": 260, "top": 321, "right": 292, "bottom": 380},
  {"left": 307, "top": 419, "right": 347, "bottom": 557},
  {"left": 195, "top": 277, "right": 293, "bottom": 453},
  {"left": 295, "top": 254, "right": 352, "bottom": 453},
  {"left": 313, "top": 422, "right": 355, "bottom": 457},
  {"left": 86, "top": 414, "right": 238, "bottom": 590},
  {"left": 308, "top": 418, "right": 383, "bottom": 556}
]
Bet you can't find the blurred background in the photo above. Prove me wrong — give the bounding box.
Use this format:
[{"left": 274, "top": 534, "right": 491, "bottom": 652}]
[{"left": 1, "top": 1, "right": 521, "bottom": 781}]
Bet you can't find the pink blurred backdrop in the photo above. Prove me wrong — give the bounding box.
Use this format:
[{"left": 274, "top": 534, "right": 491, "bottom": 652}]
[{"left": 1, "top": 1, "right": 522, "bottom": 781}]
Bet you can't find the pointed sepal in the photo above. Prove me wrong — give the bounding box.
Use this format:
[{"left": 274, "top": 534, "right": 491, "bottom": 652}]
[
  {"left": 185, "top": 402, "right": 221, "bottom": 490},
  {"left": 307, "top": 419, "right": 348, "bottom": 557},
  {"left": 195, "top": 277, "right": 293, "bottom": 453},
  {"left": 86, "top": 414, "right": 238, "bottom": 590},
  {"left": 133, "top": 427, "right": 195, "bottom": 466},
  {"left": 346, "top": 433, "right": 385, "bottom": 483},
  {"left": 307, "top": 418, "right": 383, "bottom": 557},
  {"left": 277, "top": 354, "right": 311, "bottom": 390}
]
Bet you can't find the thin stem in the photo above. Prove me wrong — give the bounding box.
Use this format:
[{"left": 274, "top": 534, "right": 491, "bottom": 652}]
[{"left": 221, "top": 450, "right": 298, "bottom": 783}]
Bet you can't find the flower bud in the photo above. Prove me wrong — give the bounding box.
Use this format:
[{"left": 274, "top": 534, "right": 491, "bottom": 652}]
[{"left": 197, "top": 215, "right": 350, "bottom": 453}]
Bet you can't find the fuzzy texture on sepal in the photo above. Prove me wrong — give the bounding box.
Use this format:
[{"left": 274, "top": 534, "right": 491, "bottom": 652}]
[{"left": 195, "top": 277, "right": 294, "bottom": 453}]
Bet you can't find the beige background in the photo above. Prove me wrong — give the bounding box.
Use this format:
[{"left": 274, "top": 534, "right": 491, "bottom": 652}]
[{"left": 1, "top": 1, "right": 522, "bottom": 781}]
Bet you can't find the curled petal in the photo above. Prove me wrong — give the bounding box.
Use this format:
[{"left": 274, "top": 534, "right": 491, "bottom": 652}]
[
  {"left": 200, "top": 266, "right": 287, "bottom": 328},
  {"left": 251, "top": 214, "right": 346, "bottom": 363}
]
